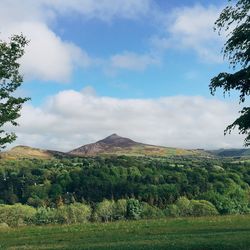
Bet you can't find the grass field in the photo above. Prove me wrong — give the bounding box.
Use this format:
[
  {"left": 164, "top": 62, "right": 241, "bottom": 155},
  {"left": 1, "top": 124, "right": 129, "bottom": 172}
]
[{"left": 0, "top": 215, "right": 250, "bottom": 250}]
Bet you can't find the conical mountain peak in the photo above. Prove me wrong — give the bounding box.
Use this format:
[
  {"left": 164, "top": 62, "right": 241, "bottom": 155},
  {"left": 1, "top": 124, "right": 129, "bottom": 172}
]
[
  {"left": 103, "top": 133, "right": 120, "bottom": 139},
  {"left": 69, "top": 134, "right": 209, "bottom": 157},
  {"left": 69, "top": 134, "right": 140, "bottom": 156},
  {"left": 98, "top": 134, "right": 137, "bottom": 146}
]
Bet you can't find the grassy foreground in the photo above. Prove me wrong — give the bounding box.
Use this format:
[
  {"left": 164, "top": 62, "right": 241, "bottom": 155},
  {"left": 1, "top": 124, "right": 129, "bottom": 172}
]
[{"left": 0, "top": 215, "right": 250, "bottom": 250}]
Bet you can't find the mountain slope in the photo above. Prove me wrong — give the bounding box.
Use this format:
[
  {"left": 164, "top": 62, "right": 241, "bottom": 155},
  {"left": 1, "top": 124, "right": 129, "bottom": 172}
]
[
  {"left": 1, "top": 134, "right": 213, "bottom": 159},
  {"left": 209, "top": 148, "right": 250, "bottom": 157},
  {"left": 0, "top": 146, "right": 67, "bottom": 160},
  {"left": 69, "top": 134, "right": 208, "bottom": 157}
]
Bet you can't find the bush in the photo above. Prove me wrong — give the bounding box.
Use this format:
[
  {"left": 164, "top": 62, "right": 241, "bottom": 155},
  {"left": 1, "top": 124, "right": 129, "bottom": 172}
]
[
  {"left": 0, "top": 222, "right": 9, "bottom": 229},
  {"left": 27, "top": 197, "right": 46, "bottom": 207},
  {"left": 56, "top": 203, "right": 92, "bottom": 224},
  {"left": 0, "top": 204, "right": 36, "bottom": 227},
  {"left": 141, "top": 202, "right": 164, "bottom": 219},
  {"left": 126, "top": 199, "right": 142, "bottom": 220},
  {"left": 201, "top": 188, "right": 250, "bottom": 215},
  {"left": 190, "top": 200, "right": 219, "bottom": 216},
  {"left": 95, "top": 199, "right": 115, "bottom": 222},
  {"left": 165, "top": 198, "right": 219, "bottom": 217},
  {"left": 164, "top": 204, "right": 180, "bottom": 217},
  {"left": 113, "top": 199, "right": 127, "bottom": 220},
  {"left": 176, "top": 197, "right": 192, "bottom": 217},
  {"left": 33, "top": 207, "right": 57, "bottom": 225}
]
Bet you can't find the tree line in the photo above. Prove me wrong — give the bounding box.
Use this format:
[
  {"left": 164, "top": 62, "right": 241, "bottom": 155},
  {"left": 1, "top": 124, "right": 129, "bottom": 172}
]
[{"left": 0, "top": 155, "right": 249, "bottom": 216}]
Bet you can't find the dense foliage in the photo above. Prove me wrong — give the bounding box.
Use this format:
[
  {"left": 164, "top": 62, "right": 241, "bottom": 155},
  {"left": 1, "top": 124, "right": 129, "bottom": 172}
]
[
  {"left": 0, "top": 34, "right": 29, "bottom": 149},
  {"left": 0, "top": 155, "right": 249, "bottom": 218},
  {"left": 210, "top": 0, "right": 250, "bottom": 145}
]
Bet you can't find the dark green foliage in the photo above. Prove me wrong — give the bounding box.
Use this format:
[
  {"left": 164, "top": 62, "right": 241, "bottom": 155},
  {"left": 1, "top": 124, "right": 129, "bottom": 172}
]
[
  {"left": 126, "top": 199, "right": 142, "bottom": 220},
  {"left": 210, "top": 0, "right": 250, "bottom": 145},
  {"left": 0, "top": 155, "right": 250, "bottom": 215},
  {"left": 113, "top": 199, "right": 127, "bottom": 220},
  {"left": 201, "top": 186, "right": 250, "bottom": 214},
  {"left": 225, "top": 107, "right": 250, "bottom": 145},
  {"left": 0, "top": 35, "right": 29, "bottom": 149},
  {"left": 33, "top": 207, "right": 57, "bottom": 225}
]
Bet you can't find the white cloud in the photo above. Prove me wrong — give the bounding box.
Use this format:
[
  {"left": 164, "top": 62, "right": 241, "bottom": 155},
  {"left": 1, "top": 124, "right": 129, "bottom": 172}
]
[
  {"left": 152, "top": 4, "right": 225, "bottom": 63},
  {"left": 110, "top": 52, "right": 160, "bottom": 71},
  {"left": 6, "top": 88, "right": 245, "bottom": 151},
  {"left": 6, "top": 22, "right": 93, "bottom": 82},
  {"left": 0, "top": 1, "right": 224, "bottom": 80},
  {"left": 0, "top": 1, "right": 95, "bottom": 82},
  {"left": 0, "top": 0, "right": 153, "bottom": 82}
]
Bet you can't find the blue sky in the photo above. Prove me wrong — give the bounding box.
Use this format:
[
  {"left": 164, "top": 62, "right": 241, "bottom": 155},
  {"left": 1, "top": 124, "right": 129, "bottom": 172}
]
[
  {"left": 20, "top": 0, "right": 229, "bottom": 103},
  {"left": 0, "top": 0, "right": 245, "bottom": 150}
]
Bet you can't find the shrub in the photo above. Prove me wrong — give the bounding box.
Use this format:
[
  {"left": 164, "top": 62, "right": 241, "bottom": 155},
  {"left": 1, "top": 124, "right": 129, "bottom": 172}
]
[
  {"left": 0, "top": 204, "right": 36, "bottom": 227},
  {"left": 164, "top": 204, "right": 180, "bottom": 217},
  {"left": 126, "top": 199, "right": 142, "bottom": 220},
  {"left": 113, "top": 199, "right": 127, "bottom": 220},
  {"left": 27, "top": 197, "right": 46, "bottom": 207},
  {"left": 141, "top": 202, "right": 164, "bottom": 219},
  {"left": 56, "top": 203, "right": 92, "bottom": 224},
  {"left": 95, "top": 199, "right": 115, "bottom": 222},
  {"left": 33, "top": 207, "right": 57, "bottom": 225},
  {"left": 0, "top": 222, "right": 9, "bottom": 229},
  {"left": 190, "top": 200, "right": 219, "bottom": 216},
  {"left": 201, "top": 188, "right": 250, "bottom": 215},
  {"left": 165, "top": 198, "right": 219, "bottom": 217},
  {"left": 175, "top": 197, "right": 192, "bottom": 217}
]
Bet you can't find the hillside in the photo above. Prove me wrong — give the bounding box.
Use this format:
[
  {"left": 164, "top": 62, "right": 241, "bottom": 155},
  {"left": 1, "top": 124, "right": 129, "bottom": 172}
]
[
  {"left": 1, "top": 134, "right": 213, "bottom": 159},
  {"left": 209, "top": 148, "right": 250, "bottom": 158},
  {"left": 69, "top": 134, "right": 208, "bottom": 157},
  {"left": 0, "top": 146, "right": 67, "bottom": 160}
]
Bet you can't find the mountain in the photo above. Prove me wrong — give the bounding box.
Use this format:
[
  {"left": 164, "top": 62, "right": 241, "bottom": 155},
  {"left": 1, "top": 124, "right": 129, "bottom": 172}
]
[
  {"left": 0, "top": 146, "right": 67, "bottom": 160},
  {"left": 0, "top": 134, "right": 213, "bottom": 159},
  {"left": 69, "top": 134, "right": 208, "bottom": 157},
  {"left": 209, "top": 148, "right": 250, "bottom": 158}
]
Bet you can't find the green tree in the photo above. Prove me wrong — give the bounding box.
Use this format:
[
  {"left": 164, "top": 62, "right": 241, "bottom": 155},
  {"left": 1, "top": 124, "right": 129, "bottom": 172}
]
[
  {"left": 175, "top": 196, "right": 192, "bottom": 217},
  {"left": 210, "top": 0, "right": 250, "bottom": 145},
  {"left": 0, "top": 34, "right": 29, "bottom": 149},
  {"left": 126, "top": 198, "right": 142, "bottom": 220},
  {"left": 190, "top": 200, "right": 219, "bottom": 216},
  {"left": 95, "top": 199, "right": 115, "bottom": 222},
  {"left": 56, "top": 203, "right": 92, "bottom": 224}
]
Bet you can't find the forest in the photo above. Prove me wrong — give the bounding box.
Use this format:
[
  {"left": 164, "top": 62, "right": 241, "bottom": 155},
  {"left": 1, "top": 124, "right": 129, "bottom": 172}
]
[{"left": 0, "top": 155, "right": 249, "bottom": 226}]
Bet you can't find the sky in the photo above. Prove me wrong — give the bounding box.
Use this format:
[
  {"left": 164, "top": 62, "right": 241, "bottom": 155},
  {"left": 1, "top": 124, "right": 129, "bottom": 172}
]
[{"left": 0, "top": 0, "right": 247, "bottom": 151}]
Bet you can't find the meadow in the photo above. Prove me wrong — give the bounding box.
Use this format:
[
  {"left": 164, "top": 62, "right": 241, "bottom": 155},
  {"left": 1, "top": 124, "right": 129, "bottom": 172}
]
[{"left": 0, "top": 215, "right": 250, "bottom": 250}]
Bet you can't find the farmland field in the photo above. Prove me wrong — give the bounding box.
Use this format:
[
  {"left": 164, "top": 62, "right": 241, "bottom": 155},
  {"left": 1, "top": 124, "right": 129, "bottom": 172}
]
[{"left": 0, "top": 215, "right": 250, "bottom": 250}]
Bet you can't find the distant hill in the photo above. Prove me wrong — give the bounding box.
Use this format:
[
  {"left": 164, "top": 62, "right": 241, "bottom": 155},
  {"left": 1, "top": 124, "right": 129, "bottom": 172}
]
[
  {"left": 0, "top": 146, "right": 67, "bottom": 160},
  {"left": 69, "top": 134, "right": 209, "bottom": 157},
  {"left": 209, "top": 148, "right": 250, "bottom": 158},
  {"left": 0, "top": 134, "right": 221, "bottom": 159}
]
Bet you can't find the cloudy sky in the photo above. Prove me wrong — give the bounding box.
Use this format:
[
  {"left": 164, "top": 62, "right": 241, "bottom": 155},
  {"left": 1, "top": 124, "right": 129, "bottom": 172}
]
[{"left": 1, "top": 0, "right": 246, "bottom": 151}]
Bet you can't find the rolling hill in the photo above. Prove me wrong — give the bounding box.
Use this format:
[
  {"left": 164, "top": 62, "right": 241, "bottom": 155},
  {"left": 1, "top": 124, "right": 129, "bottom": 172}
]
[
  {"left": 0, "top": 146, "right": 67, "bottom": 160},
  {"left": 0, "top": 134, "right": 215, "bottom": 159},
  {"left": 208, "top": 148, "right": 250, "bottom": 158}
]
